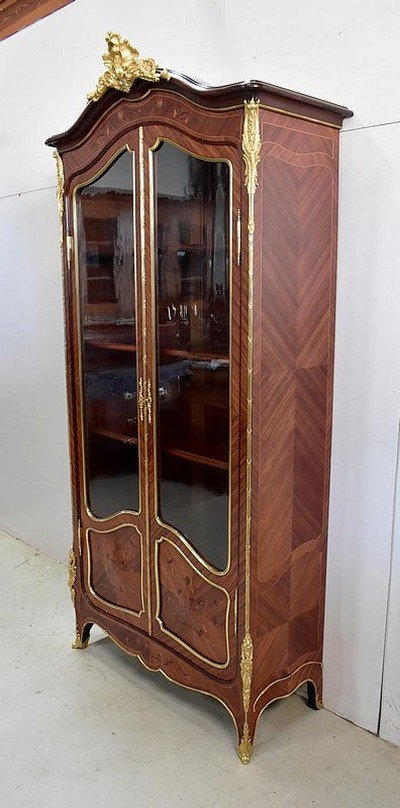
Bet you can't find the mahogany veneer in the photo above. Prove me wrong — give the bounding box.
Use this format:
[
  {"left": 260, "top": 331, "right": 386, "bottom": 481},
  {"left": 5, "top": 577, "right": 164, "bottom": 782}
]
[{"left": 47, "top": 35, "right": 352, "bottom": 763}]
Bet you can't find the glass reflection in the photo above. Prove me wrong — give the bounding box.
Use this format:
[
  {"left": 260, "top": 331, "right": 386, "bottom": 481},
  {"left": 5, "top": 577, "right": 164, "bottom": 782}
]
[
  {"left": 154, "top": 142, "right": 230, "bottom": 570},
  {"left": 76, "top": 150, "right": 139, "bottom": 517}
]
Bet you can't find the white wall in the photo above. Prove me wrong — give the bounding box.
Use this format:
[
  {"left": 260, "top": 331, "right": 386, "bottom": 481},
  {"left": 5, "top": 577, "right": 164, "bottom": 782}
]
[
  {"left": 324, "top": 123, "right": 400, "bottom": 739},
  {"left": 1, "top": 0, "right": 399, "bottom": 744},
  {"left": 380, "top": 433, "right": 400, "bottom": 745}
]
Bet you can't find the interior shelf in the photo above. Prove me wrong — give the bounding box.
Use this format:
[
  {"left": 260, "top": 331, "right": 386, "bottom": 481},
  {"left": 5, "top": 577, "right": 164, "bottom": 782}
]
[
  {"left": 160, "top": 347, "right": 229, "bottom": 362},
  {"left": 91, "top": 426, "right": 226, "bottom": 469},
  {"left": 85, "top": 240, "right": 114, "bottom": 253},
  {"left": 87, "top": 275, "right": 115, "bottom": 282},
  {"left": 91, "top": 428, "right": 138, "bottom": 445},
  {"left": 85, "top": 339, "right": 227, "bottom": 363},
  {"left": 86, "top": 339, "right": 137, "bottom": 352},
  {"left": 159, "top": 244, "right": 205, "bottom": 251},
  {"left": 163, "top": 446, "right": 228, "bottom": 470}
]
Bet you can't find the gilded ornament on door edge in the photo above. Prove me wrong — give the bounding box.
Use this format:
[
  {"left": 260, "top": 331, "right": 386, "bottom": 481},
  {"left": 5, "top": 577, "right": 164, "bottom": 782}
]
[
  {"left": 53, "top": 150, "right": 64, "bottom": 246},
  {"left": 237, "top": 632, "right": 253, "bottom": 763},
  {"left": 242, "top": 98, "right": 261, "bottom": 196},
  {"left": 68, "top": 548, "right": 77, "bottom": 603},
  {"left": 88, "top": 32, "right": 170, "bottom": 102}
]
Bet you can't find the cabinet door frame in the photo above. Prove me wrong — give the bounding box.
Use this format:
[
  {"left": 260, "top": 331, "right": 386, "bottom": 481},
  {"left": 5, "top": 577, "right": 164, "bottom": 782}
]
[
  {"left": 140, "top": 118, "right": 243, "bottom": 678},
  {"left": 67, "top": 132, "right": 150, "bottom": 632}
]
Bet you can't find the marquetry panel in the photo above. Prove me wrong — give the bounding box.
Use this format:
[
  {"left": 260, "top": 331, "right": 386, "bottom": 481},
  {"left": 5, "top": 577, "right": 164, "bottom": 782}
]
[
  {"left": 252, "top": 111, "right": 338, "bottom": 704},
  {"left": 256, "top": 118, "right": 335, "bottom": 571},
  {"left": 62, "top": 92, "right": 243, "bottom": 191},
  {"left": 254, "top": 546, "right": 322, "bottom": 689},
  {"left": 87, "top": 525, "right": 143, "bottom": 615},
  {"left": 155, "top": 538, "right": 230, "bottom": 667},
  {"left": 292, "top": 366, "right": 327, "bottom": 548}
]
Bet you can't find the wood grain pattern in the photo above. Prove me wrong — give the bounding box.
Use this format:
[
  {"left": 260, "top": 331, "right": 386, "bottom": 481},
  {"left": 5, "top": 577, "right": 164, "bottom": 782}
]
[
  {"left": 250, "top": 111, "right": 339, "bottom": 731},
  {"left": 48, "top": 76, "right": 345, "bottom": 759}
]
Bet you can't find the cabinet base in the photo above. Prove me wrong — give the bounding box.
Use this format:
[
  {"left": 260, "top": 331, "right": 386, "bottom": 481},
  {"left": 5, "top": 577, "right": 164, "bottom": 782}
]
[{"left": 71, "top": 598, "right": 323, "bottom": 764}]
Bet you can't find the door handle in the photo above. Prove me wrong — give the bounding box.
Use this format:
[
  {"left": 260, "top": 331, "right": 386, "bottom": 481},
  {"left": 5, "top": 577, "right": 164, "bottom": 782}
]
[{"left": 236, "top": 208, "right": 241, "bottom": 266}]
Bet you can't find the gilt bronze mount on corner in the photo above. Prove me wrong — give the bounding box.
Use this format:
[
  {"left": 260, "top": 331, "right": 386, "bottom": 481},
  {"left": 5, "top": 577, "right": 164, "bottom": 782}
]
[{"left": 47, "top": 32, "right": 352, "bottom": 763}]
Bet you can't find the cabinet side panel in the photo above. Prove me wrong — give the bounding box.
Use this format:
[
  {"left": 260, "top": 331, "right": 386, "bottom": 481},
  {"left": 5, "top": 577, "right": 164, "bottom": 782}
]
[{"left": 252, "top": 112, "right": 339, "bottom": 699}]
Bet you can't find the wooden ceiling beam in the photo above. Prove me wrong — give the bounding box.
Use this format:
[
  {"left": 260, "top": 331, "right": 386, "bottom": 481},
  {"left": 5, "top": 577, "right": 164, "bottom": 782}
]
[{"left": 0, "top": 0, "right": 75, "bottom": 41}]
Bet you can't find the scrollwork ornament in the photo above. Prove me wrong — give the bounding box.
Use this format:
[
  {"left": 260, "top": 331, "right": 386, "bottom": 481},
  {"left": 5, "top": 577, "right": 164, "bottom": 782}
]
[
  {"left": 88, "top": 32, "right": 170, "bottom": 102},
  {"left": 53, "top": 150, "right": 64, "bottom": 246},
  {"left": 237, "top": 632, "right": 254, "bottom": 763},
  {"left": 68, "top": 548, "right": 77, "bottom": 604},
  {"left": 240, "top": 632, "right": 253, "bottom": 714},
  {"left": 242, "top": 98, "right": 261, "bottom": 196},
  {"left": 237, "top": 723, "right": 252, "bottom": 765}
]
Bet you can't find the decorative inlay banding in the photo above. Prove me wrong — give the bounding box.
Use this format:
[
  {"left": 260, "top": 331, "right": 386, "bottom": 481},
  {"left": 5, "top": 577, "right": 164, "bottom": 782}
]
[{"left": 253, "top": 661, "right": 323, "bottom": 710}]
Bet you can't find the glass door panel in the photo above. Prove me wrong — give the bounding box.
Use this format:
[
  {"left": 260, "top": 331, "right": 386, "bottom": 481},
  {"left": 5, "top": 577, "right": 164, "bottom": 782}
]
[
  {"left": 153, "top": 141, "right": 231, "bottom": 571},
  {"left": 76, "top": 150, "right": 140, "bottom": 518}
]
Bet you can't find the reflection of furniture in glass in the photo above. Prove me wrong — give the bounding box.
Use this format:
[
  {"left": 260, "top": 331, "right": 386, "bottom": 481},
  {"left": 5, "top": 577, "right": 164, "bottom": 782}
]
[
  {"left": 47, "top": 35, "right": 352, "bottom": 764},
  {"left": 74, "top": 151, "right": 140, "bottom": 518},
  {"left": 79, "top": 190, "right": 135, "bottom": 323},
  {"left": 154, "top": 142, "right": 231, "bottom": 572}
]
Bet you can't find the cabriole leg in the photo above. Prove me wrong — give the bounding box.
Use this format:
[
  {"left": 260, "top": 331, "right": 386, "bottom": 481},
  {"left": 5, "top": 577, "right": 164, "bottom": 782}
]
[
  {"left": 72, "top": 622, "right": 92, "bottom": 650},
  {"left": 237, "top": 710, "right": 257, "bottom": 764},
  {"left": 307, "top": 678, "right": 323, "bottom": 710}
]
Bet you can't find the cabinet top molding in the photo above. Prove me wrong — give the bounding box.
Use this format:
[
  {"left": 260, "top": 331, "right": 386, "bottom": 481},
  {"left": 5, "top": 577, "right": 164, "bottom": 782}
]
[{"left": 46, "top": 32, "right": 353, "bottom": 149}]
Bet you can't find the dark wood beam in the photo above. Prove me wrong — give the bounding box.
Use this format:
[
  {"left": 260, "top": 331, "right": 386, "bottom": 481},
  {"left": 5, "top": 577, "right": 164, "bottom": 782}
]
[{"left": 0, "top": 0, "right": 75, "bottom": 41}]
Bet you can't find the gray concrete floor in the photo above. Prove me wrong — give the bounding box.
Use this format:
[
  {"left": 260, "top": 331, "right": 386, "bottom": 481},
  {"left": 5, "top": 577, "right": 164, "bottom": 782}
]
[{"left": 1, "top": 530, "right": 400, "bottom": 808}]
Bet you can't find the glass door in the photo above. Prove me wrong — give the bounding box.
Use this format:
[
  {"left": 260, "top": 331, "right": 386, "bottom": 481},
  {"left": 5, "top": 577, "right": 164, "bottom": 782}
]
[
  {"left": 146, "top": 130, "right": 240, "bottom": 674},
  {"left": 73, "top": 145, "right": 147, "bottom": 628},
  {"left": 153, "top": 142, "right": 230, "bottom": 570}
]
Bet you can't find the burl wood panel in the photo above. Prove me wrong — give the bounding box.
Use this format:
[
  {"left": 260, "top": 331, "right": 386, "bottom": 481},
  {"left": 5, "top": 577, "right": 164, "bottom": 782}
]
[
  {"left": 87, "top": 525, "right": 143, "bottom": 614},
  {"left": 155, "top": 538, "right": 229, "bottom": 666},
  {"left": 251, "top": 111, "right": 339, "bottom": 710}
]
